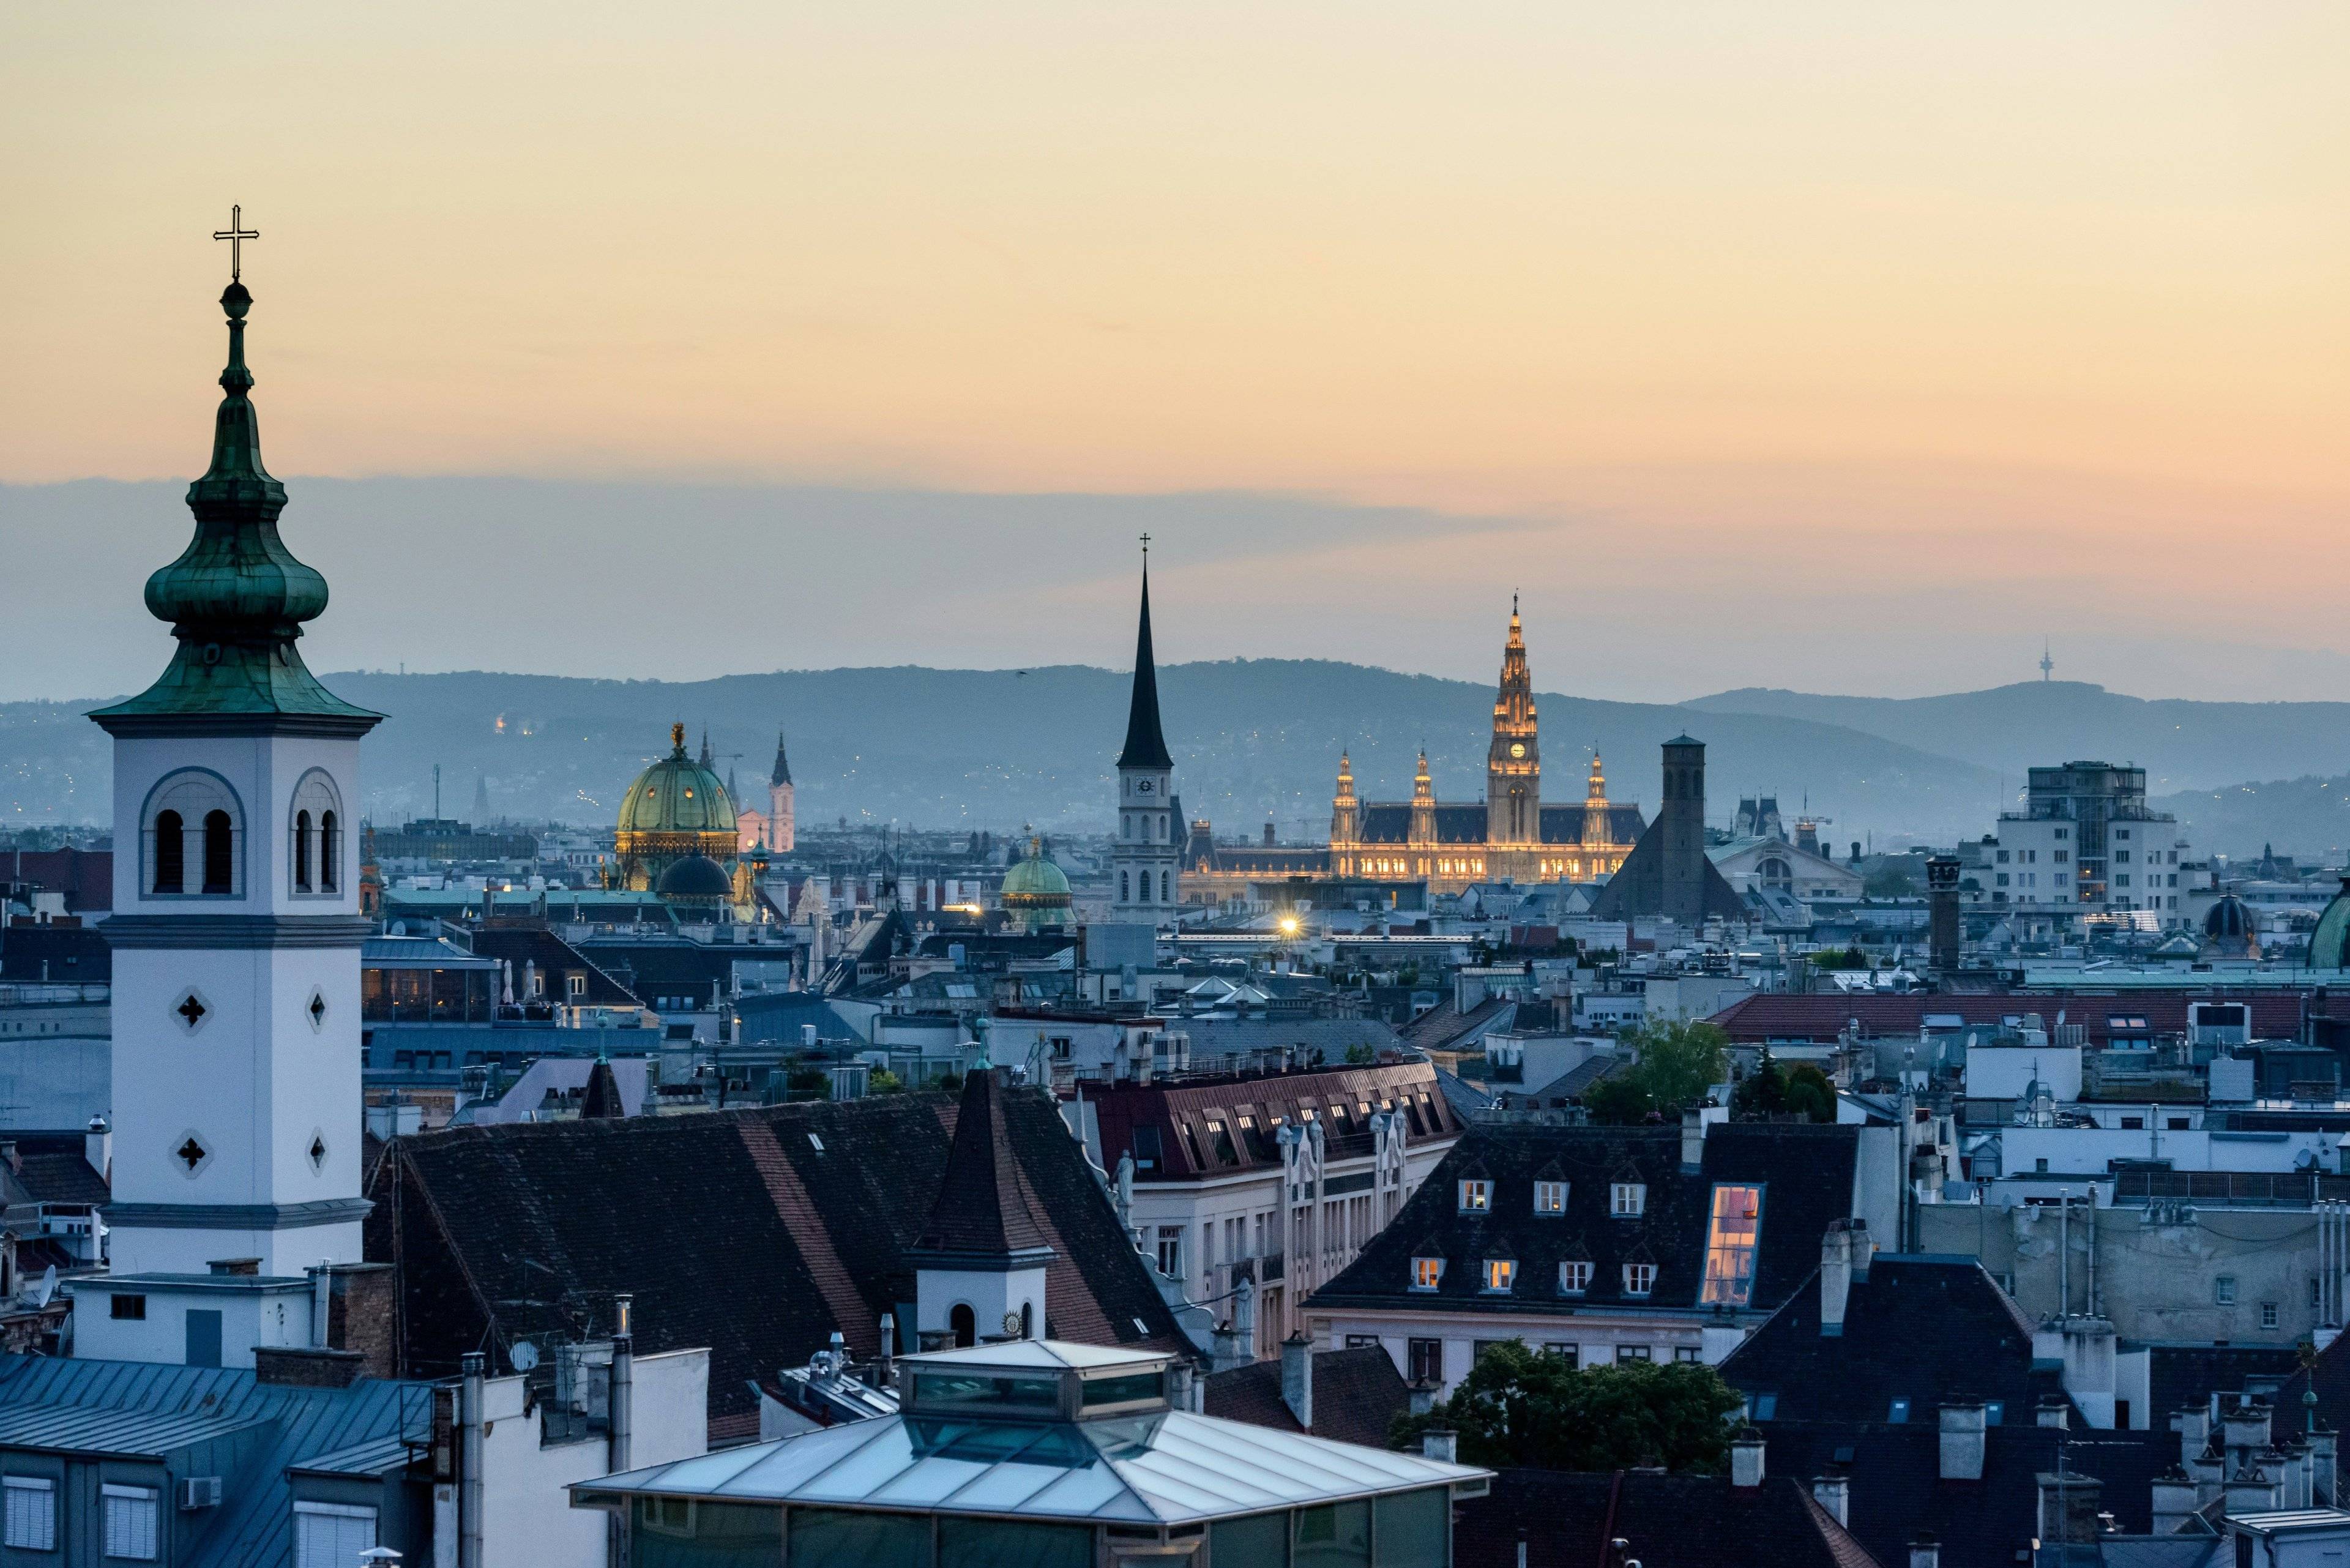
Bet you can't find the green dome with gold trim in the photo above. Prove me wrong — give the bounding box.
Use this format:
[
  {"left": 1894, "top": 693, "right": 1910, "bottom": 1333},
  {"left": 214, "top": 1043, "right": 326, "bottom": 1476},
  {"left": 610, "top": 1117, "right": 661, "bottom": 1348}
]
[
  {"left": 619, "top": 723, "right": 737, "bottom": 837},
  {"left": 1001, "top": 835, "right": 1072, "bottom": 932}
]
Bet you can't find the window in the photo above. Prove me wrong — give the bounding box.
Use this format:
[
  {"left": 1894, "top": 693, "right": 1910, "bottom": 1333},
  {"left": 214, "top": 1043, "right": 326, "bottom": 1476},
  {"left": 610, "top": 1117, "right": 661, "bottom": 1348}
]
[
  {"left": 293, "top": 809, "right": 313, "bottom": 890},
  {"left": 295, "top": 1503, "right": 378, "bottom": 1568},
  {"left": 1155, "top": 1226, "right": 1184, "bottom": 1279},
  {"left": 1985, "top": 1402, "right": 2003, "bottom": 1425},
  {"left": 2261, "top": 1302, "right": 2280, "bottom": 1329},
  {"left": 111, "top": 1294, "right": 147, "bottom": 1320},
  {"left": 2216, "top": 1276, "right": 2238, "bottom": 1305},
  {"left": 1623, "top": 1263, "right": 1656, "bottom": 1297},
  {"left": 1407, "top": 1338, "right": 1443, "bottom": 1383},
  {"left": 1533, "top": 1179, "right": 1566, "bottom": 1215},
  {"left": 102, "top": 1485, "right": 157, "bottom": 1561},
  {"left": 1888, "top": 1398, "right": 1911, "bottom": 1422},
  {"left": 145, "top": 771, "right": 242, "bottom": 897},
  {"left": 1410, "top": 1256, "right": 1444, "bottom": 1292},
  {"left": 1206, "top": 1119, "right": 1237, "bottom": 1164},
  {"left": 1345, "top": 1334, "right": 1380, "bottom": 1350},
  {"left": 1160, "top": 872, "right": 1170, "bottom": 902},
  {"left": 1700, "top": 1184, "right": 1765, "bottom": 1307},
  {"left": 1674, "top": 1346, "right": 1701, "bottom": 1362},
  {"left": 1472, "top": 1338, "right": 1510, "bottom": 1364},
  {"left": 1611, "top": 1182, "right": 1646, "bottom": 1217},
  {"left": 1482, "top": 1260, "right": 1516, "bottom": 1294},
  {"left": 1615, "top": 1345, "right": 1651, "bottom": 1364},
  {"left": 1749, "top": 1393, "right": 1778, "bottom": 1421},
  {"left": 1119, "top": 872, "right": 1129, "bottom": 902},
  {"left": 1558, "top": 1260, "right": 1592, "bottom": 1295},
  {"left": 319, "top": 812, "right": 339, "bottom": 891},
  {"left": 1457, "top": 1179, "right": 1491, "bottom": 1212},
  {"left": 1542, "top": 1343, "right": 1580, "bottom": 1368},
  {"left": 154, "top": 810, "right": 185, "bottom": 892},
  {"left": 4, "top": 1477, "right": 56, "bottom": 1552}
]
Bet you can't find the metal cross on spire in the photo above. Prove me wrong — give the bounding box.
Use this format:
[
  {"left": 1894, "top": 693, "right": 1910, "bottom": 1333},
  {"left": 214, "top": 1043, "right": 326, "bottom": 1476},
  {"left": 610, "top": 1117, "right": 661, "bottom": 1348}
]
[
  {"left": 1139, "top": 532, "right": 1151, "bottom": 559},
  {"left": 212, "top": 204, "right": 258, "bottom": 281}
]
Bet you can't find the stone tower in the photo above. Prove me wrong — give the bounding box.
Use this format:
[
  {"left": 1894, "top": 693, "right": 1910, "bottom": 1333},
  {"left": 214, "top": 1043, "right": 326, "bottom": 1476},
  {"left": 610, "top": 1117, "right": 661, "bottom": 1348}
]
[
  {"left": 767, "top": 726, "right": 796, "bottom": 853},
  {"left": 83, "top": 260, "right": 381, "bottom": 1361},
  {"left": 1659, "top": 734, "right": 1712, "bottom": 922},
  {"left": 1409, "top": 749, "right": 1436, "bottom": 845},
  {"left": 1329, "top": 752, "right": 1360, "bottom": 846},
  {"left": 1485, "top": 599, "right": 1540, "bottom": 846},
  {"left": 1111, "top": 549, "right": 1179, "bottom": 921}
]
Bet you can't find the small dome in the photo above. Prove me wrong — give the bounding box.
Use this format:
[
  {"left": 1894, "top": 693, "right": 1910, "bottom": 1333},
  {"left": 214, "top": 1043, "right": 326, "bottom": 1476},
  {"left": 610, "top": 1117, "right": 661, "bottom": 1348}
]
[
  {"left": 657, "top": 854, "right": 734, "bottom": 899},
  {"left": 2309, "top": 876, "right": 2350, "bottom": 970},
  {"left": 619, "top": 723, "right": 737, "bottom": 837},
  {"left": 2205, "top": 894, "right": 2252, "bottom": 940},
  {"left": 1001, "top": 848, "right": 1072, "bottom": 902}
]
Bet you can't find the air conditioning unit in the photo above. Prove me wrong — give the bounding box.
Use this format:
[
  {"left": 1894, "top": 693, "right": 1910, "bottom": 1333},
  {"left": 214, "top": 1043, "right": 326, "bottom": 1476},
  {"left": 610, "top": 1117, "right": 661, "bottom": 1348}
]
[{"left": 179, "top": 1477, "right": 222, "bottom": 1511}]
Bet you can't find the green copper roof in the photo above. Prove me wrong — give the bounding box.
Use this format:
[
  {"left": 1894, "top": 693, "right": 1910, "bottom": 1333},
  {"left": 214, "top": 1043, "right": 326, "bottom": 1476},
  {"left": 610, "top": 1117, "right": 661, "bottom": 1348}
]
[
  {"left": 619, "top": 725, "right": 739, "bottom": 835},
  {"left": 91, "top": 280, "right": 377, "bottom": 731},
  {"left": 1001, "top": 839, "right": 1072, "bottom": 902}
]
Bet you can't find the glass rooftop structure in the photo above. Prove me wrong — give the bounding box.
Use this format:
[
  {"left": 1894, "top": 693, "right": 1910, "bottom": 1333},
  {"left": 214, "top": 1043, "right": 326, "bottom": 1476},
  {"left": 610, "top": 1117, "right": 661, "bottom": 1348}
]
[{"left": 573, "top": 1340, "right": 1488, "bottom": 1566}]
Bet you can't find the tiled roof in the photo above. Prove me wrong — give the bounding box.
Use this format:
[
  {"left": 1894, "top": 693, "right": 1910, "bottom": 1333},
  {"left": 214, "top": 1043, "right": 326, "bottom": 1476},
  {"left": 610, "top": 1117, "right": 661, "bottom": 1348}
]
[
  {"left": 2147, "top": 1343, "right": 2301, "bottom": 1423},
  {"left": 368, "top": 1088, "right": 1187, "bottom": 1439},
  {"left": 464, "top": 926, "right": 640, "bottom": 1007},
  {"left": 0, "top": 848, "right": 113, "bottom": 914},
  {"left": 1453, "top": 1469, "right": 1884, "bottom": 1568},
  {"left": 1, "top": 1131, "right": 108, "bottom": 1207},
  {"left": 1536, "top": 803, "right": 1649, "bottom": 847},
  {"left": 914, "top": 1068, "right": 1051, "bottom": 1258},
  {"left": 1201, "top": 1347, "right": 1411, "bottom": 1449},
  {"left": 1086, "top": 1062, "right": 1458, "bottom": 1184},
  {"left": 1707, "top": 991, "right": 2305, "bottom": 1047},
  {"left": 1311, "top": 1123, "right": 1859, "bottom": 1318},
  {"left": 1396, "top": 996, "right": 1515, "bottom": 1055}
]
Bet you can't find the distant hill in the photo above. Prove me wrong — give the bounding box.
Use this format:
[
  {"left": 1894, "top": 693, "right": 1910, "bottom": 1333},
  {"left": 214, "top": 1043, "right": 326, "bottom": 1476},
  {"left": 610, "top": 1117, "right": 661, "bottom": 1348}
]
[
  {"left": 2149, "top": 776, "right": 2350, "bottom": 867},
  {"left": 1683, "top": 682, "right": 2350, "bottom": 796},
  {"left": 1, "top": 662, "right": 2001, "bottom": 844}
]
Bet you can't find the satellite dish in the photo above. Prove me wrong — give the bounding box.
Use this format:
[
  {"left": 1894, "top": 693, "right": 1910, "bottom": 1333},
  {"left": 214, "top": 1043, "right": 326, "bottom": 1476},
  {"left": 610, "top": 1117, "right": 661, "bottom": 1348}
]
[
  {"left": 509, "top": 1341, "right": 540, "bottom": 1372},
  {"left": 34, "top": 1266, "right": 58, "bottom": 1309}
]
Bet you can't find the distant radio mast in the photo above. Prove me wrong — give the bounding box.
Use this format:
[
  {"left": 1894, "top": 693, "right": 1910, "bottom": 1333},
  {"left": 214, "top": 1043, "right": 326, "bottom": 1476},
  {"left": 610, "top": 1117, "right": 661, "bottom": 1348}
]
[{"left": 2040, "top": 640, "right": 2054, "bottom": 682}]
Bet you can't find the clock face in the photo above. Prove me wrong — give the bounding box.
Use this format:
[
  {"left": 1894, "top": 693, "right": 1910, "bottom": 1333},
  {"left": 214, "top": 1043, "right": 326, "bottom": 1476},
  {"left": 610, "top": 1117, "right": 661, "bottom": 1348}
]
[
  {"left": 1002, "top": 1310, "right": 1024, "bottom": 1337},
  {"left": 1510, "top": 742, "right": 1526, "bottom": 759},
  {"left": 1137, "top": 779, "right": 1155, "bottom": 793}
]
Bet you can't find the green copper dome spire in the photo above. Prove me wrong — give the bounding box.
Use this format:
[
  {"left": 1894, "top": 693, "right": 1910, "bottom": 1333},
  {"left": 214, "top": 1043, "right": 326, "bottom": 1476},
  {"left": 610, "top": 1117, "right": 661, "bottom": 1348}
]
[{"left": 91, "top": 253, "right": 377, "bottom": 733}]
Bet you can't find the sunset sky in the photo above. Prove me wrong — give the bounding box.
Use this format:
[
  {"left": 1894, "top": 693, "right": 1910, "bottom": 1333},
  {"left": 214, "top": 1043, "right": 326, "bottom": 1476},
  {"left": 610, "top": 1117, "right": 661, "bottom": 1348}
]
[{"left": 4, "top": 3, "right": 2346, "bottom": 703}]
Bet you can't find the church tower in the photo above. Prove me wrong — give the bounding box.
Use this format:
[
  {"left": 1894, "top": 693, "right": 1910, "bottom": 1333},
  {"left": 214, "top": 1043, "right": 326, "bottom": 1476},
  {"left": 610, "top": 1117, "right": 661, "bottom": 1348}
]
[
  {"left": 1329, "top": 752, "right": 1360, "bottom": 857},
  {"left": 1408, "top": 748, "right": 1436, "bottom": 846},
  {"left": 1110, "top": 546, "right": 1179, "bottom": 922},
  {"left": 84, "top": 245, "right": 381, "bottom": 1353},
  {"left": 767, "top": 726, "right": 796, "bottom": 852},
  {"left": 1485, "top": 598, "right": 1540, "bottom": 845}
]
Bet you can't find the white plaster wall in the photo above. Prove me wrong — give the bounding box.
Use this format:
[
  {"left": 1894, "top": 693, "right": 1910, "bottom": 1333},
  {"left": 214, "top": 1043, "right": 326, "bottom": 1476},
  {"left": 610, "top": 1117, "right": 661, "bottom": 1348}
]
[
  {"left": 479, "top": 1350, "right": 709, "bottom": 1568},
  {"left": 70, "top": 1282, "right": 311, "bottom": 1368}
]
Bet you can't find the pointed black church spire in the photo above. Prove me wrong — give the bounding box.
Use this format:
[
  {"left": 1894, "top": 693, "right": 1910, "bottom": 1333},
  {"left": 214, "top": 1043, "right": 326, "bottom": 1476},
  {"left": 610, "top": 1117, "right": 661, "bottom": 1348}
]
[
  {"left": 770, "top": 726, "right": 793, "bottom": 787},
  {"left": 1116, "top": 544, "right": 1173, "bottom": 771}
]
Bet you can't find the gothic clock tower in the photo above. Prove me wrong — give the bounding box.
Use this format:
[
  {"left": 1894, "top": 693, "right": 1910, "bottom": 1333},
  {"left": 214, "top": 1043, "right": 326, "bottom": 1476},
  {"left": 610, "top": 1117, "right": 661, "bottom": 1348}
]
[
  {"left": 80, "top": 225, "right": 381, "bottom": 1363},
  {"left": 1485, "top": 597, "right": 1541, "bottom": 845},
  {"left": 1110, "top": 543, "right": 1179, "bottom": 922}
]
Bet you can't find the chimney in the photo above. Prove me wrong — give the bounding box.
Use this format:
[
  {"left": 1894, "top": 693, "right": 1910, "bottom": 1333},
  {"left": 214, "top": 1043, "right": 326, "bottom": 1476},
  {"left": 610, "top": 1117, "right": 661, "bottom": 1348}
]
[
  {"left": 1847, "top": 1219, "right": 1872, "bottom": 1282},
  {"left": 2310, "top": 1429, "right": 2337, "bottom": 1506},
  {"left": 1938, "top": 1403, "right": 1987, "bottom": 1482},
  {"left": 1680, "top": 1110, "right": 1706, "bottom": 1172},
  {"left": 2149, "top": 1469, "right": 2200, "bottom": 1536},
  {"left": 1421, "top": 1428, "right": 1458, "bottom": 1463},
  {"left": 2177, "top": 1404, "right": 2214, "bottom": 1471},
  {"left": 2037, "top": 1397, "right": 2070, "bottom": 1430},
  {"left": 609, "top": 1328, "right": 634, "bottom": 1475},
  {"left": 2037, "top": 1472, "right": 2102, "bottom": 1546},
  {"left": 308, "top": 1259, "right": 334, "bottom": 1349},
  {"left": 1729, "top": 1427, "right": 1766, "bottom": 1488},
  {"left": 1281, "top": 1334, "right": 1314, "bottom": 1432},
  {"left": 1409, "top": 1378, "right": 1442, "bottom": 1417},
  {"left": 2225, "top": 1400, "right": 2274, "bottom": 1460},
  {"left": 1819, "top": 1222, "right": 1852, "bottom": 1337},
  {"left": 458, "top": 1352, "right": 487, "bottom": 1568},
  {"left": 1907, "top": 1536, "right": 1940, "bottom": 1568},
  {"left": 1926, "top": 856, "right": 1961, "bottom": 977},
  {"left": 1811, "top": 1471, "right": 1849, "bottom": 1527},
  {"left": 84, "top": 1115, "right": 110, "bottom": 1181}
]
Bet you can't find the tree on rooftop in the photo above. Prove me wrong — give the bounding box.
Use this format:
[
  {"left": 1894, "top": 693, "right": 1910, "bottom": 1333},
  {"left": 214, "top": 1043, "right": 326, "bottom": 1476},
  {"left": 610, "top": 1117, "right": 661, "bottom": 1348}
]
[
  {"left": 1625, "top": 1019, "right": 1728, "bottom": 1113},
  {"left": 1580, "top": 1076, "right": 1656, "bottom": 1126},
  {"left": 1389, "top": 1345, "right": 1742, "bottom": 1473}
]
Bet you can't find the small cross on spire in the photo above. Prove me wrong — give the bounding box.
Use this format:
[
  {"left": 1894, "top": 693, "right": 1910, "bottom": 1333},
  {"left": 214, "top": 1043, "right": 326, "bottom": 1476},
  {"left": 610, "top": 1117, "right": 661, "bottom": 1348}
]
[
  {"left": 1139, "top": 532, "right": 1151, "bottom": 558},
  {"left": 212, "top": 204, "right": 259, "bottom": 282}
]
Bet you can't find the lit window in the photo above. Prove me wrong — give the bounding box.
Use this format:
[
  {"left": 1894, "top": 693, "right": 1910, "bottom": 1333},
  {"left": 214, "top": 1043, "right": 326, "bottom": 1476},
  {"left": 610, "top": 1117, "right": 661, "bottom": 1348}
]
[
  {"left": 1411, "top": 1256, "right": 1445, "bottom": 1291},
  {"left": 1533, "top": 1180, "right": 1566, "bottom": 1215},
  {"left": 1623, "top": 1263, "right": 1656, "bottom": 1296},
  {"left": 1699, "top": 1184, "right": 1765, "bottom": 1307},
  {"left": 1458, "top": 1179, "right": 1491, "bottom": 1213},
  {"left": 1483, "top": 1260, "right": 1516, "bottom": 1294},
  {"left": 1558, "top": 1260, "right": 1592, "bottom": 1295},
  {"left": 1888, "top": 1398, "right": 1911, "bottom": 1422},
  {"left": 1611, "top": 1182, "right": 1646, "bottom": 1218}
]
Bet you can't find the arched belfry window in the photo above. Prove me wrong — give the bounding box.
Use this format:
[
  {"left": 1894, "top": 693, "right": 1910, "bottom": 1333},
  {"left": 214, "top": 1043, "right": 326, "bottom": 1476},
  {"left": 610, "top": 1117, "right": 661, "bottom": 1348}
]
[
  {"left": 289, "top": 771, "right": 343, "bottom": 898},
  {"left": 143, "top": 771, "right": 242, "bottom": 898},
  {"left": 949, "top": 1303, "right": 975, "bottom": 1349}
]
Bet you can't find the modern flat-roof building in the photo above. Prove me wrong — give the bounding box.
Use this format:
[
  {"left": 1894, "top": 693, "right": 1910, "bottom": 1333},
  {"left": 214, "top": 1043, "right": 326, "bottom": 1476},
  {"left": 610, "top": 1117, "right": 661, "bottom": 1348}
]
[{"left": 572, "top": 1338, "right": 1490, "bottom": 1567}]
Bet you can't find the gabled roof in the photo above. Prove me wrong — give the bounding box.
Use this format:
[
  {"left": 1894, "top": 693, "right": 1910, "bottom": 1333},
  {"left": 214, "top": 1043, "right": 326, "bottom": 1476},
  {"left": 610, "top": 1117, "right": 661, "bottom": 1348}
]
[
  {"left": 1202, "top": 1347, "right": 1411, "bottom": 1450},
  {"left": 914, "top": 1067, "right": 1052, "bottom": 1259},
  {"left": 1454, "top": 1468, "right": 1885, "bottom": 1568},
  {"left": 0, "top": 1131, "right": 110, "bottom": 1208},
  {"left": 368, "top": 1088, "right": 1187, "bottom": 1442},
  {"left": 1311, "top": 1123, "right": 1859, "bottom": 1318},
  {"left": 464, "top": 925, "right": 640, "bottom": 1007}
]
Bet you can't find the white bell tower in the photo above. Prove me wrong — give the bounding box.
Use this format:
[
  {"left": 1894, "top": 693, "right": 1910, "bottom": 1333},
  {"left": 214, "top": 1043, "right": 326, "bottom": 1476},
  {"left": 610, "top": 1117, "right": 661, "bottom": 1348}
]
[{"left": 77, "top": 239, "right": 381, "bottom": 1365}]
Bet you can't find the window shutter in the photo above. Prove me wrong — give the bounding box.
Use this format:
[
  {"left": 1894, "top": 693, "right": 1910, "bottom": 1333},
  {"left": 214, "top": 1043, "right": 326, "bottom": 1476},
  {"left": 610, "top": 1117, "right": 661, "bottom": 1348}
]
[
  {"left": 4, "top": 1477, "right": 58, "bottom": 1552},
  {"left": 296, "top": 1504, "right": 378, "bottom": 1568},
  {"left": 102, "top": 1485, "right": 159, "bottom": 1561}
]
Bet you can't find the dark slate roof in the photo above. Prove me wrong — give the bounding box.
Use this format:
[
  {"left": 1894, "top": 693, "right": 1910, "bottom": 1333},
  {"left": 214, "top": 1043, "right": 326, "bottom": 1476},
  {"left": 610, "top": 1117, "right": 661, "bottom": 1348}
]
[
  {"left": 464, "top": 925, "right": 640, "bottom": 1007},
  {"left": 2274, "top": 1327, "right": 2350, "bottom": 1438},
  {"left": 1, "top": 1131, "right": 110, "bottom": 1207},
  {"left": 1396, "top": 996, "right": 1516, "bottom": 1055},
  {"left": 2147, "top": 1343, "right": 2302, "bottom": 1422},
  {"left": 1201, "top": 1347, "right": 1411, "bottom": 1450},
  {"left": 1116, "top": 568, "right": 1173, "bottom": 771},
  {"left": 0, "top": 921, "right": 111, "bottom": 983},
  {"left": 1587, "top": 811, "right": 1748, "bottom": 922},
  {"left": 1752, "top": 1424, "right": 2171, "bottom": 1568},
  {"left": 1537, "top": 802, "right": 1648, "bottom": 847},
  {"left": 367, "top": 1088, "right": 1187, "bottom": 1442},
  {"left": 1310, "top": 1123, "right": 1859, "bottom": 1318},
  {"left": 1354, "top": 804, "right": 1413, "bottom": 845},
  {"left": 0, "top": 1354, "right": 429, "bottom": 1568},
  {"left": 915, "top": 1067, "right": 1051, "bottom": 1258},
  {"left": 1708, "top": 991, "right": 2305, "bottom": 1047},
  {"left": 1718, "top": 1256, "right": 2062, "bottom": 1425},
  {"left": 579, "top": 1058, "right": 626, "bottom": 1119},
  {"left": 1086, "top": 1062, "right": 1458, "bottom": 1183},
  {"left": 1, "top": 848, "right": 113, "bottom": 915},
  {"left": 1453, "top": 1469, "right": 1883, "bottom": 1568}
]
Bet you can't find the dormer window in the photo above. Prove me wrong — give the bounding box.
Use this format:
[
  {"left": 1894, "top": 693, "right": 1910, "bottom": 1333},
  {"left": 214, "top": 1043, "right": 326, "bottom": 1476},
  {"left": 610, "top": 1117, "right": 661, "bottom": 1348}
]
[
  {"left": 1483, "top": 1260, "right": 1516, "bottom": 1294},
  {"left": 1534, "top": 1180, "right": 1567, "bottom": 1215},
  {"left": 1623, "top": 1263, "right": 1657, "bottom": 1297},
  {"left": 1458, "top": 1179, "right": 1491, "bottom": 1213},
  {"left": 1558, "top": 1260, "right": 1592, "bottom": 1295},
  {"left": 1611, "top": 1182, "right": 1646, "bottom": 1218},
  {"left": 1411, "top": 1256, "right": 1445, "bottom": 1292}
]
